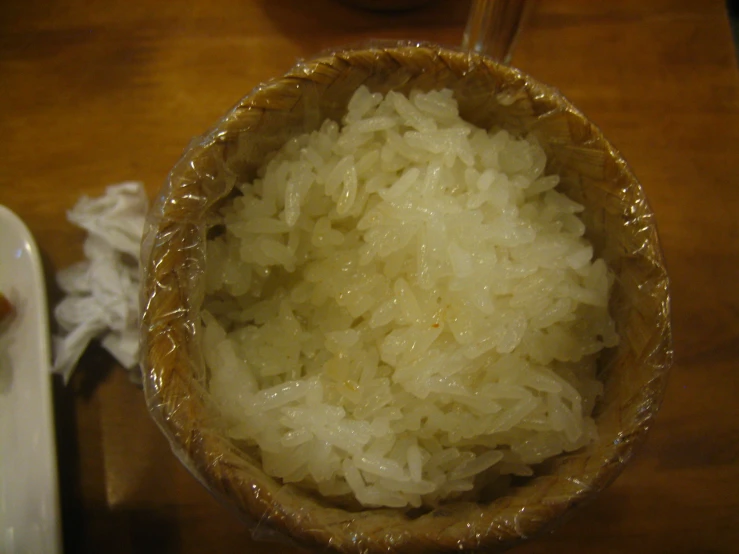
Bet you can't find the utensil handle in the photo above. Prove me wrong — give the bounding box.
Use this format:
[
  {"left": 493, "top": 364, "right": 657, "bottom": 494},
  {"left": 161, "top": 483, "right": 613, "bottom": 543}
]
[{"left": 462, "top": 0, "right": 531, "bottom": 64}]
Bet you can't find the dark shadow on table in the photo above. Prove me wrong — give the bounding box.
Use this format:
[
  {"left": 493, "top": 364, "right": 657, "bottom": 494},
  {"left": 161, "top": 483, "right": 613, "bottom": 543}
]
[
  {"left": 77, "top": 504, "right": 182, "bottom": 554},
  {"left": 53, "top": 346, "right": 114, "bottom": 553},
  {"left": 256, "top": 0, "right": 472, "bottom": 56}
]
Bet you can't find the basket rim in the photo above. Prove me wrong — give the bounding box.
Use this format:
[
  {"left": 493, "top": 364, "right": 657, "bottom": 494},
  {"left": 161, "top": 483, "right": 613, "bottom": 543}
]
[{"left": 141, "top": 42, "right": 673, "bottom": 554}]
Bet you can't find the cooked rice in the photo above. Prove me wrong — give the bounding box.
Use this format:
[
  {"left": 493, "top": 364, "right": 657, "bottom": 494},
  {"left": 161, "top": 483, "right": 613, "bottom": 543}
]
[{"left": 202, "top": 86, "right": 619, "bottom": 508}]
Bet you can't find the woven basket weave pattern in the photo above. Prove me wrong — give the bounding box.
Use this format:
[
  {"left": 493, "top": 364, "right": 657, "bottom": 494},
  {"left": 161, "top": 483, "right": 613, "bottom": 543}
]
[{"left": 141, "top": 44, "right": 672, "bottom": 553}]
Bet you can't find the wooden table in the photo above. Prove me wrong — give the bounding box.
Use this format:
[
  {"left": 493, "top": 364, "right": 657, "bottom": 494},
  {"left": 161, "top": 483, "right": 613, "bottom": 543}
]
[{"left": 2, "top": 0, "right": 738, "bottom": 552}]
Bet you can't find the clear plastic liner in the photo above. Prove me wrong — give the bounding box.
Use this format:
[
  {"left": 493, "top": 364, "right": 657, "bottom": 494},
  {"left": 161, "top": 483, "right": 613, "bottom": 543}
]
[{"left": 140, "top": 42, "right": 672, "bottom": 553}]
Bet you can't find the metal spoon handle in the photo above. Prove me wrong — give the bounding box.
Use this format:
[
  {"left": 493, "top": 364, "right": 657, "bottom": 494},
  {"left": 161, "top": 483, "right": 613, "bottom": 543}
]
[{"left": 462, "top": 0, "right": 532, "bottom": 64}]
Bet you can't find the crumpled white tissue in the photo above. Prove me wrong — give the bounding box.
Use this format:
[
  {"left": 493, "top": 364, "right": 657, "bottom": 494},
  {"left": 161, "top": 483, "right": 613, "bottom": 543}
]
[{"left": 53, "top": 182, "right": 148, "bottom": 384}]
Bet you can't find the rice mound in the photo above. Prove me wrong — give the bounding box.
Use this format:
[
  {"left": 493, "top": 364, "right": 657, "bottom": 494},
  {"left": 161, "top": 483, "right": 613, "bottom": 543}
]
[{"left": 202, "top": 86, "right": 619, "bottom": 508}]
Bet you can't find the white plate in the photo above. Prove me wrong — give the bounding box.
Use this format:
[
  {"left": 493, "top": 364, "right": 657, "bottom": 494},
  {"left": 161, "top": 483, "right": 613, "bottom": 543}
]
[{"left": 0, "top": 206, "right": 61, "bottom": 554}]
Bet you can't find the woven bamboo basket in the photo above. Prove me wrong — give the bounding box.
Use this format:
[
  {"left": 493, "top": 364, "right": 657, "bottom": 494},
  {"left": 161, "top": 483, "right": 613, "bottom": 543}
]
[{"left": 140, "top": 43, "right": 672, "bottom": 553}]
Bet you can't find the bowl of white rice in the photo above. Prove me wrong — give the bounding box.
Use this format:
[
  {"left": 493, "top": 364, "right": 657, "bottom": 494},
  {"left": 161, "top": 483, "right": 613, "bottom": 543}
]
[{"left": 141, "top": 43, "right": 672, "bottom": 553}]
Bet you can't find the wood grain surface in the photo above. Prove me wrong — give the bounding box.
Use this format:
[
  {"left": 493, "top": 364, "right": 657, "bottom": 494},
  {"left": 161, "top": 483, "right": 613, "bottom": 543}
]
[{"left": 1, "top": 0, "right": 738, "bottom": 552}]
